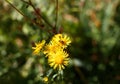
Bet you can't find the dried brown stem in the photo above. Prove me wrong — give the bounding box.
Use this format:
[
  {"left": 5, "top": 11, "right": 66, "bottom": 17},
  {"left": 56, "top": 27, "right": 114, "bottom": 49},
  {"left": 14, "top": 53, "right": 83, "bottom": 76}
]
[
  {"left": 54, "top": 0, "right": 58, "bottom": 29},
  {"left": 27, "top": 0, "right": 54, "bottom": 29},
  {"left": 5, "top": 0, "right": 38, "bottom": 26},
  {"left": 74, "top": 66, "right": 88, "bottom": 84},
  {"left": 5, "top": 0, "right": 26, "bottom": 19}
]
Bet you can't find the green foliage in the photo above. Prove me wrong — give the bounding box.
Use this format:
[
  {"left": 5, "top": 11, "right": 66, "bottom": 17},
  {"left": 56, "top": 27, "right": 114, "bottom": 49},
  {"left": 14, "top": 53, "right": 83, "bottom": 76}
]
[{"left": 1, "top": 0, "right": 120, "bottom": 84}]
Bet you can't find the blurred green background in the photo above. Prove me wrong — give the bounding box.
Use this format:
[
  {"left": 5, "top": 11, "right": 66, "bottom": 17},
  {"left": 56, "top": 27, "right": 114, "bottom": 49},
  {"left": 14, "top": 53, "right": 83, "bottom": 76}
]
[{"left": 1, "top": 0, "right": 120, "bottom": 84}]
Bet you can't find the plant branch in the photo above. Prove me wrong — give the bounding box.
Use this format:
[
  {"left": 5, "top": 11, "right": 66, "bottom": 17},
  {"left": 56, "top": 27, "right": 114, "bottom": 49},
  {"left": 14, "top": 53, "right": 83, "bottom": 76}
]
[
  {"left": 5, "top": 0, "right": 26, "bottom": 18},
  {"left": 5, "top": 0, "right": 37, "bottom": 25},
  {"left": 54, "top": 0, "right": 58, "bottom": 29},
  {"left": 23, "top": 0, "right": 54, "bottom": 29},
  {"left": 74, "top": 66, "right": 88, "bottom": 84},
  {"left": 6, "top": 0, "right": 55, "bottom": 34}
]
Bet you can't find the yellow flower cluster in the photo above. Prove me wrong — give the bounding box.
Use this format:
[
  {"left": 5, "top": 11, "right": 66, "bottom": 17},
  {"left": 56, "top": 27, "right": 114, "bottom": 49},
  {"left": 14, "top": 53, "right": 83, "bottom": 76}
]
[{"left": 32, "top": 34, "right": 71, "bottom": 70}]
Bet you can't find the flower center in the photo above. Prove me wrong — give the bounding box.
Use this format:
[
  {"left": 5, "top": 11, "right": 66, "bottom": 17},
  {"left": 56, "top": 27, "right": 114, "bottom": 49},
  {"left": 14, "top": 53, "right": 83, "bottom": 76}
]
[{"left": 55, "top": 55, "right": 63, "bottom": 64}]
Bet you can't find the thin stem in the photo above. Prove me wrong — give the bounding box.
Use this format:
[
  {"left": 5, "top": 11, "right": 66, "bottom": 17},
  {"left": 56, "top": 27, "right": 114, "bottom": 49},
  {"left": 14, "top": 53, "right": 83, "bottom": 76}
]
[
  {"left": 6, "top": 0, "right": 55, "bottom": 34},
  {"left": 5, "top": 0, "right": 26, "bottom": 18},
  {"left": 5, "top": 0, "right": 36, "bottom": 25},
  {"left": 21, "top": 0, "right": 29, "bottom": 5},
  {"left": 28, "top": 0, "right": 54, "bottom": 29},
  {"left": 74, "top": 66, "right": 88, "bottom": 84},
  {"left": 55, "top": 0, "right": 58, "bottom": 29}
]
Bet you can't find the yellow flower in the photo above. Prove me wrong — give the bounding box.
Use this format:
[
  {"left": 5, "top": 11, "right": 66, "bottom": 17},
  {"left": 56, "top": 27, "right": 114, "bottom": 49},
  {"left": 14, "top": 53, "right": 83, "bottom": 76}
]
[
  {"left": 43, "top": 76, "right": 48, "bottom": 82},
  {"left": 48, "top": 50, "right": 69, "bottom": 70},
  {"left": 51, "top": 34, "right": 71, "bottom": 48},
  {"left": 43, "top": 43, "right": 60, "bottom": 57},
  {"left": 32, "top": 40, "right": 45, "bottom": 55}
]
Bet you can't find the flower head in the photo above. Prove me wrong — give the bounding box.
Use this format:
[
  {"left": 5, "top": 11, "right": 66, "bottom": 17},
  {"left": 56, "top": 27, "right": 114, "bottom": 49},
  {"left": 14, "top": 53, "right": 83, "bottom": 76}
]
[
  {"left": 51, "top": 34, "right": 71, "bottom": 48},
  {"left": 32, "top": 40, "right": 45, "bottom": 55},
  {"left": 43, "top": 76, "right": 48, "bottom": 83},
  {"left": 48, "top": 50, "right": 69, "bottom": 70},
  {"left": 43, "top": 43, "right": 60, "bottom": 57}
]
